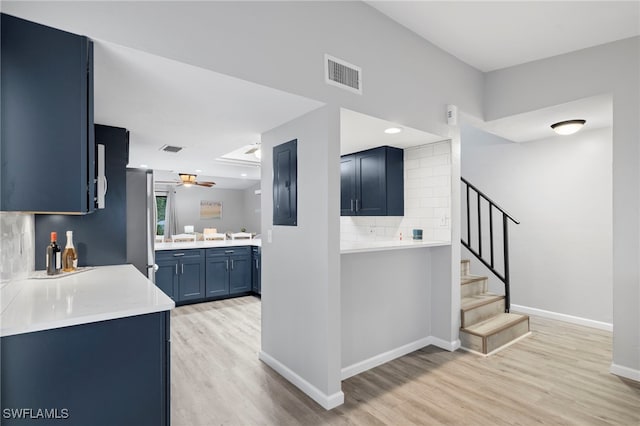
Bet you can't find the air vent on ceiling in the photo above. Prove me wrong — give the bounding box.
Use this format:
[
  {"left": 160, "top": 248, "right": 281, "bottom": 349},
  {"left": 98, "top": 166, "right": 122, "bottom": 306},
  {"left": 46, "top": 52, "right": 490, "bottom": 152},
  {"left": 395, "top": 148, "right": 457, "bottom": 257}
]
[
  {"left": 160, "top": 144, "right": 183, "bottom": 153},
  {"left": 325, "top": 54, "right": 362, "bottom": 95}
]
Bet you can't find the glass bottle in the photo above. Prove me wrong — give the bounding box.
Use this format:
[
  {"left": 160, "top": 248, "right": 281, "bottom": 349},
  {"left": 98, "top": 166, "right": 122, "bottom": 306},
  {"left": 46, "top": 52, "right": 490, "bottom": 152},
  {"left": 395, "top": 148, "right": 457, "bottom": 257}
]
[
  {"left": 62, "top": 230, "right": 78, "bottom": 272},
  {"left": 46, "top": 231, "right": 61, "bottom": 275}
]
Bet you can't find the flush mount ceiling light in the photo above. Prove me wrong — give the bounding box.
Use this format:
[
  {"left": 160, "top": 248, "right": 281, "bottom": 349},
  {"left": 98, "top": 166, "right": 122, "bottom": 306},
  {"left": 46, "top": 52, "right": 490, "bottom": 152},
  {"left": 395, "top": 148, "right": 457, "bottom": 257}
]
[
  {"left": 551, "top": 119, "right": 586, "bottom": 135},
  {"left": 384, "top": 127, "right": 403, "bottom": 134}
]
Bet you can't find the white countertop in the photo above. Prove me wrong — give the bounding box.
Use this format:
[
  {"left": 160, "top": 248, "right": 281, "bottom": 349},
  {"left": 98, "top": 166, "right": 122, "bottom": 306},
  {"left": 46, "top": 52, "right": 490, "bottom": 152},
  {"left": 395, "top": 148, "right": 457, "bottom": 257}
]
[
  {"left": 340, "top": 239, "right": 450, "bottom": 254},
  {"left": 155, "top": 239, "right": 261, "bottom": 251},
  {"left": 0, "top": 264, "right": 175, "bottom": 337}
]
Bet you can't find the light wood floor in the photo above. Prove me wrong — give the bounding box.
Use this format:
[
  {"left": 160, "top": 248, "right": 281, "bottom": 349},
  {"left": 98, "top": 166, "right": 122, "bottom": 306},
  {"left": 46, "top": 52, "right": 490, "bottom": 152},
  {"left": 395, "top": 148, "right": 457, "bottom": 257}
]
[{"left": 171, "top": 296, "right": 640, "bottom": 425}]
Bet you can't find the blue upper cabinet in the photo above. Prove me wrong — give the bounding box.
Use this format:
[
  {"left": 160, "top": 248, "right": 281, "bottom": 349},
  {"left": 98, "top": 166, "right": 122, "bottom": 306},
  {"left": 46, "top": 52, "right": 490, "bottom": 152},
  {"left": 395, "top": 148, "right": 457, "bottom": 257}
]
[
  {"left": 273, "top": 139, "right": 297, "bottom": 226},
  {"left": 1, "top": 14, "right": 95, "bottom": 213},
  {"left": 341, "top": 146, "right": 404, "bottom": 216}
]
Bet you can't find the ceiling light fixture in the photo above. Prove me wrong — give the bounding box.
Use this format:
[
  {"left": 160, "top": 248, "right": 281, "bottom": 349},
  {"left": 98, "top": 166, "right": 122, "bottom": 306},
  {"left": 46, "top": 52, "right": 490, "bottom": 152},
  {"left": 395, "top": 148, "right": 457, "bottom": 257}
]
[
  {"left": 384, "top": 127, "right": 403, "bottom": 134},
  {"left": 241, "top": 173, "right": 247, "bottom": 177},
  {"left": 195, "top": 169, "right": 202, "bottom": 173},
  {"left": 551, "top": 119, "right": 586, "bottom": 135},
  {"left": 139, "top": 164, "right": 148, "bottom": 168}
]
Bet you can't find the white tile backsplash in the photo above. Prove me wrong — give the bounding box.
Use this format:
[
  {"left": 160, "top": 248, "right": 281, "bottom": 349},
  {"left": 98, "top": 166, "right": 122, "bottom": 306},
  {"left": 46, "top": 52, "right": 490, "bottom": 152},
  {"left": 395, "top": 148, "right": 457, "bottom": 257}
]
[
  {"left": 1, "top": 212, "right": 35, "bottom": 285},
  {"left": 341, "top": 141, "right": 452, "bottom": 244}
]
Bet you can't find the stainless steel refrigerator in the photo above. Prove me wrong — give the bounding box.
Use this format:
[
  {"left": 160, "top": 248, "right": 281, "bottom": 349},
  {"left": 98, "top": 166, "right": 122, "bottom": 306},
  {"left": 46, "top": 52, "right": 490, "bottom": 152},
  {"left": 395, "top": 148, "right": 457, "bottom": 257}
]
[{"left": 126, "top": 168, "right": 157, "bottom": 282}]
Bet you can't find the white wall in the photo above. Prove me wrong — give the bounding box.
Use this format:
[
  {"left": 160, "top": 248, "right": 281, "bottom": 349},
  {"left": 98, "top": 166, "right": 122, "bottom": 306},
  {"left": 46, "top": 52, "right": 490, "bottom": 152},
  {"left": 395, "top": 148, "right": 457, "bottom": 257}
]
[
  {"left": 340, "top": 141, "right": 452, "bottom": 244},
  {"left": 484, "top": 37, "right": 640, "bottom": 378},
  {"left": 341, "top": 249, "right": 431, "bottom": 373},
  {"left": 243, "top": 183, "right": 261, "bottom": 235},
  {"left": 171, "top": 186, "right": 249, "bottom": 234},
  {"left": 260, "top": 106, "right": 343, "bottom": 409},
  {"left": 461, "top": 125, "right": 613, "bottom": 324}
]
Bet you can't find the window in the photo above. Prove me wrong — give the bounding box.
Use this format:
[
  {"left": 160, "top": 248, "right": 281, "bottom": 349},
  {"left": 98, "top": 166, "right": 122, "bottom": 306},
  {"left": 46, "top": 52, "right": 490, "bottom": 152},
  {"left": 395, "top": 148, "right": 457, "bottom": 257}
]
[{"left": 156, "top": 195, "right": 167, "bottom": 235}]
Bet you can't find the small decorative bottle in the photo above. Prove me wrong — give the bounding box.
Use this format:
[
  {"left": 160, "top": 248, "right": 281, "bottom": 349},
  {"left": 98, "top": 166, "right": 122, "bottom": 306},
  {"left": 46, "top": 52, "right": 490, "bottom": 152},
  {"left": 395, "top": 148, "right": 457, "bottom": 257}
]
[
  {"left": 46, "top": 232, "right": 62, "bottom": 276},
  {"left": 62, "top": 230, "right": 78, "bottom": 272}
]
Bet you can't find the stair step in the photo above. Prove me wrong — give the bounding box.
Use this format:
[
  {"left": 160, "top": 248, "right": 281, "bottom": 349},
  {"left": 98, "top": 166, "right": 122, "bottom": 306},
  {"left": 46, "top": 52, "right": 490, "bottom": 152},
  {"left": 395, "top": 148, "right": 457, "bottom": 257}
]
[
  {"left": 460, "top": 275, "right": 488, "bottom": 297},
  {"left": 461, "top": 293, "right": 505, "bottom": 327},
  {"left": 460, "top": 313, "right": 530, "bottom": 354},
  {"left": 460, "top": 259, "right": 470, "bottom": 276}
]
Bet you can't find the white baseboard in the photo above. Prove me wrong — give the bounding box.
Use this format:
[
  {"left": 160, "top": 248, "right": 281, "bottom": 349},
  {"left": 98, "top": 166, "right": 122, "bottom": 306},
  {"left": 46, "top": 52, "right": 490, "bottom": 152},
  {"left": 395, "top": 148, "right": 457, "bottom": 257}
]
[
  {"left": 341, "top": 337, "right": 432, "bottom": 380},
  {"left": 610, "top": 363, "right": 640, "bottom": 382},
  {"left": 430, "top": 337, "right": 461, "bottom": 352},
  {"left": 258, "top": 350, "right": 344, "bottom": 410},
  {"left": 510, "top": 304, "right": 613, "bottom": 332}
]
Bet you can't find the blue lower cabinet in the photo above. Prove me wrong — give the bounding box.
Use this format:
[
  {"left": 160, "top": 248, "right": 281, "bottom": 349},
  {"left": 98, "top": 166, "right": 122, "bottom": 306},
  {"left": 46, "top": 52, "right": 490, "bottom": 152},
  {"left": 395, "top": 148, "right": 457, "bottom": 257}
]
[
  {"left": 156, "top": 249, "right": 205, "bottom": 303},
  {"left": 155, "top": 259, "right": 179, "bottom": 300},
  {"left": 229, "top": 254, "right": 251, "bottom": 294},
  {"left": 252, "top": 247, "right": 261, "bottom": 295},
  {"left": 205, "top": 255, "right": 230, "bottom": 298},
  {"left": 1, "top": 312, "right": 170, "bottom": 426},
  {"left": 205, "top": 247, "right": 252, "bottom": 299}
]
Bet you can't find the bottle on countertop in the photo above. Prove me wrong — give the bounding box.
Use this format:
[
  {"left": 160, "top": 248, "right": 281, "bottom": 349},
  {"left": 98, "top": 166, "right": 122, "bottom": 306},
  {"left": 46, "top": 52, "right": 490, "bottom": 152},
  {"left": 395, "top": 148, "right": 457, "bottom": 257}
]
[
  {"left": 62, "top": 230, "right": 78, "bottom": 273},
  {"left": 46, "top": 232, "right": 62, "bottom": 276}
]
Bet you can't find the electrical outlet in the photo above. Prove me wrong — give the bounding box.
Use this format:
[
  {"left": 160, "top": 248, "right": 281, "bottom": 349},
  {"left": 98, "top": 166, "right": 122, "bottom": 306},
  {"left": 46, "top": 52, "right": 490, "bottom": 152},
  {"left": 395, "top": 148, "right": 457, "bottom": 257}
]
[{"left": 439, "top": 215, "right": 449, "bottom": 227}]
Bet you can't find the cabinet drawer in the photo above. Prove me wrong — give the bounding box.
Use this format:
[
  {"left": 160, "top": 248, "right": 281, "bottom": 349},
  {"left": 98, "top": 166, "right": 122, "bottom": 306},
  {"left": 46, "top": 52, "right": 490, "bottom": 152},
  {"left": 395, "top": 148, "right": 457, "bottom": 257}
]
[
  {"left": 206, "top": 246, "right": 251, "bottom": 258},
  {"left": 156, "top": 249, "right": 203, "bottom": 261}
]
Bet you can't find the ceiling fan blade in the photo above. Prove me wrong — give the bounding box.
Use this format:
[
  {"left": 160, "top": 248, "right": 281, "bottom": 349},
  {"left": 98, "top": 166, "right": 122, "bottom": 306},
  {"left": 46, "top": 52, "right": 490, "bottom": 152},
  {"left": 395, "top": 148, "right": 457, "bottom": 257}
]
[
  {"left": 196, "top": 182, "right": 215, "bottom": 187},
  {"left": 244, "top": 146, "right": 258, "bottom": 155}
]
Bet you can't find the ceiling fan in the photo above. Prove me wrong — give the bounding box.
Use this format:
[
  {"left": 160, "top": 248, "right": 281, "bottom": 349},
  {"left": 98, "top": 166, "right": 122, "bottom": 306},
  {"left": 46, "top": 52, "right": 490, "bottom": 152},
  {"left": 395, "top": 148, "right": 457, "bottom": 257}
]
[
  {"left": 157, "top": 173, "right": 216, "bottom": 188},
  {"left": 245, "top": 142, "right": 262, "bottom": 159}
]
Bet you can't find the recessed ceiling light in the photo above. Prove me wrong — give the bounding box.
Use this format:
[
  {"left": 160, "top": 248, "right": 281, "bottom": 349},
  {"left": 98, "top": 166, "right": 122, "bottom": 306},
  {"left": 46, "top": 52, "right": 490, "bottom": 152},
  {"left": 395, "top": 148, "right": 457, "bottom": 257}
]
[
  {"left": 551, "top": 119, "right": 586, "bottom": 135},
  {"left": 139, "top": 164, "right": 148, "bottom": 168},
  {"left": 384, "top": 127, "right": 402, "bottom": 134},
  {"left": 241, "top": 173, "right": 247, "bottom": 177},
  {"left": 195, "top": 169, "right": 202, "bottom": 173}
]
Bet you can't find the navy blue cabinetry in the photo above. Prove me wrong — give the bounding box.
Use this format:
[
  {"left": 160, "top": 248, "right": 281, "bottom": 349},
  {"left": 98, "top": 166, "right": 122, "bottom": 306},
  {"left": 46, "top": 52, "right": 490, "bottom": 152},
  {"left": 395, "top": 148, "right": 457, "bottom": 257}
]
[
  {"left": 273, "top": 139, "right": 297, "bottom": 226},
  {"left": 34, "top": 125, "right": 129, "bottom": 269},
  {"left": 1, "top": 13, "right": 95, "bottom": 213},
  {"left": 252, "top": 246, "right": 262, "bottom": 295},
  {"left": 1, "top": 312, "right": 170, "bottom": 426},
  {"left": 340, "top": 146, "right": 404, "bottom": 216},
  {"left": 156, "top": 249, "right": 205, "bottom": 302},
  {"left": 206, "top": 247, "right": 252, "bottom": 297}
]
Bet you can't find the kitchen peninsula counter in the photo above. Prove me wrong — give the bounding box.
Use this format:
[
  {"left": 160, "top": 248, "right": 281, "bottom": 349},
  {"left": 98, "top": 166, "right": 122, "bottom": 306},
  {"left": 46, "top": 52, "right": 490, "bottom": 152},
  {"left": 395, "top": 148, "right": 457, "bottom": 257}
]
[
  {"left": 0, "top": 264, "right": 174, "bottom": 337},
  {"left": 155, "top": 239, "right": 261, "bottom": 251},
  {"left": 340, "top": 239, "right": 449, "bottom": 254}
]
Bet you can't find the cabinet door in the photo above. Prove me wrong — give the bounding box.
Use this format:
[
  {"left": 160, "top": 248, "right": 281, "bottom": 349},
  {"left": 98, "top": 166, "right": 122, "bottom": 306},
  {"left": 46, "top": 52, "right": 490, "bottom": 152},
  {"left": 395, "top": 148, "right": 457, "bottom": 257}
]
[
  {"left": 229, "top": 255, "right": 251, "bottom": 294},
  {"left": 340, "top": 155, "right": 357, "bottom": 216},
  {"left": 205, "top": 256, "right": 229, "bottom": 298},
  {"left": 155, "top": 259, "right": 178, "bottom": 301},
  {"left": 1, "top": 14, "right": 94, "bottom": 213},
  {"left": 178, "top": 256, "right": 205, "bottom": 301},
  {"left": 273, "top": 139, "right": 297, "bottom": 226},
  {"left": 255, "top": 252, "right": 262, "bottom": 294},
  {"left": 356, "top": 148, "right": 387, "bottom": 216}
]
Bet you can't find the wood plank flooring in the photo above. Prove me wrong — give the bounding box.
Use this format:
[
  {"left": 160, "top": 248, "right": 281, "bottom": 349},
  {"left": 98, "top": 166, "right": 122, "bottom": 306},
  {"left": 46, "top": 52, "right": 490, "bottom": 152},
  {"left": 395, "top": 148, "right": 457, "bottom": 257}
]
[{"left": 171, "top": 296, "right": 640, "bottom": 425}]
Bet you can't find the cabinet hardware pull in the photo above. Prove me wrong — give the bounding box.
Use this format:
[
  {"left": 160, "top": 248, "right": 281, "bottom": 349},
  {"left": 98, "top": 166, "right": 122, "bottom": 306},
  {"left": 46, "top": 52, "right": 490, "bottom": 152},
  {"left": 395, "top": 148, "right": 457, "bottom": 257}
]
[
  {"left": 231, "top": 259, "right": 235, "bottom": 270},
  {"left": 226, "top": 260, "right": 229, "bottom": 271},
  {"left": 355, "top": 199, "right": 360, "bottom": 212},
  {"left": 181, "top": 264, "right": 184, "bottom": 274},
  {"left": 173, "top": 253, "right": 185, "bottom": 257},
  {"left": 350, "top": 199, "right": 354, "bottom": 212},
  {"left": 225, "top": 250, "right": 234, "bottom": 254},
  {"left": 175, "top": 264, "right": 178, "bottom": 275}
]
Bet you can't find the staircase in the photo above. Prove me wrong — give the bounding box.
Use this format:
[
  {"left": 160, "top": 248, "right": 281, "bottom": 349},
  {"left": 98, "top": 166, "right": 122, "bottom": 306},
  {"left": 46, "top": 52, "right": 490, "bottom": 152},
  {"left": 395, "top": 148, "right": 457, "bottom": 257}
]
[{"left": 459, "top": 259, "right": 530, "bottom": 355}]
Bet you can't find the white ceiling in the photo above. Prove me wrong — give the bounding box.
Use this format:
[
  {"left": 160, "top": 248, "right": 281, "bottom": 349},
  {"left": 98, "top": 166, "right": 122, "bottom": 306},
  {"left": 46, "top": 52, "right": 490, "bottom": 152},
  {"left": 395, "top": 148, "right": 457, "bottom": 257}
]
[
  {"left": 367, "top": 1, "right": 640, "bottom": 72},
  {"left": 341, "top": 109, "right": 445, "bottom": 155},
  {"left": 475, "top": 94, "right": 613, "bottom": 143},
  {"left": 94, "top": 41, "right": 323, "bottom": 187}
]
